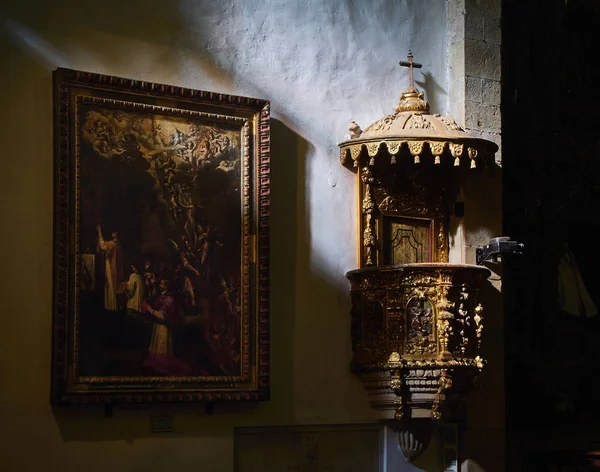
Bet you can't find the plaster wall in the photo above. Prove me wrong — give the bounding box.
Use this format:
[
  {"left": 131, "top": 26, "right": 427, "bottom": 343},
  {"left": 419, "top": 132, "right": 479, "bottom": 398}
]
[{"left": 0, "top": 1, "right": 451, "bottom": 471}]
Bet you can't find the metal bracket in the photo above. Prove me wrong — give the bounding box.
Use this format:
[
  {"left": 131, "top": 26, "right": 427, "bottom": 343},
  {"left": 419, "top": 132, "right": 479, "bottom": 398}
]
[{"left": 476, "top": 236, "right": 524, "bottom": 265}]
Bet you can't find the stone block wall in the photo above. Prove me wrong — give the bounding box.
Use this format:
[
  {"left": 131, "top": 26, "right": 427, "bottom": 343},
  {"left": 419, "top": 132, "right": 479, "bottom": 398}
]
[{"left": 448, "top": 1, "right": 504, "bottom": 471}]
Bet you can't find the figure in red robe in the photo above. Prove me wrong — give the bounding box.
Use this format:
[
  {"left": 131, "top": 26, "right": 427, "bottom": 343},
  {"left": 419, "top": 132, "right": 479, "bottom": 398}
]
[{"left": 140, "top": 279, "right": 191, "bottom": 376}]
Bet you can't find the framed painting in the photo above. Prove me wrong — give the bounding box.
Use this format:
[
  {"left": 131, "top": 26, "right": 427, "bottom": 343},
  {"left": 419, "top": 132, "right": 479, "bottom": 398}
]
[{"left": 51, "top": 68, "right": 270, "bottom": 404}]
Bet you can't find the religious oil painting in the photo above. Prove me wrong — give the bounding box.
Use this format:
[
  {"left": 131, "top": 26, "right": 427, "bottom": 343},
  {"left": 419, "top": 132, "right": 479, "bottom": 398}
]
[{"left": 52, "top": 69, "right": 270, "bottom": 404}]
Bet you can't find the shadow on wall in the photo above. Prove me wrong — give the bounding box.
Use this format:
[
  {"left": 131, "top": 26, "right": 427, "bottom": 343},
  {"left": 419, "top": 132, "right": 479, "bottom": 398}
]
[
  {"left": 460, "top": 161, "right": 505, "bottom": 472},
  {"left": 416, "top": 72, "right": 446, "bottom": 117},
  {"left": 2, "top": 0, "right": 373, "bottom": 443},
  {"left": 52, "top": 118, "right": 311, "bottom": 441},
  {"left": 2, "top": 0, "right": 451, "bottom": 150},
  {"left": 1, "top": 0, "right": 316, "bottom": 439},
  {"left": 463, "top": 163, "right": 503, "bottom": 252},
  {"left": 1, "top": 0, "right": 235, "bottom": 91}
]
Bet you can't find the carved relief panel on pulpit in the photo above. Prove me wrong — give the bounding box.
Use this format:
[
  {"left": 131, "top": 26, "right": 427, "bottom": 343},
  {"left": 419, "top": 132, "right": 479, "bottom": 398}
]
[{"left": 359, "top": 165, "right": 449, "bottom": 267}]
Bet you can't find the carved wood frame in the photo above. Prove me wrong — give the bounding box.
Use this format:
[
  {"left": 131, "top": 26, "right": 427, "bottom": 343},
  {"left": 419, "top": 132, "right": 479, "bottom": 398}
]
[{"left": 52, "top": 68, "right": 270, "bottom": 404}]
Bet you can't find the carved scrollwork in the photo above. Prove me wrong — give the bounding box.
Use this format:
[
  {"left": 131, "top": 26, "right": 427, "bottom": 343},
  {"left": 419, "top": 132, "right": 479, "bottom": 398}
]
[
  {"left": 378, "top": 194, "right": 429, "bottom": 215},
  {"left": 437, "top": 217, "right": 447, "bottom": 263},
  {"left": 429, "top": 141, "right": 445, "bottom": 156},
  {"left": 411, "top": 274, "right": 437, "bottom": 286},
  {"left": 449, "top": 143, "right": 464, "bottom": 158},
  {"left": 346, "top": 264, "right": 489, "bottom": 419},
  {"left": 405, "top": 114, "right": 433, "bottom": 130},
  {"left": 474, "top": 303, "right": 484, "bottom": 349},
  {"left": 390, "top": 368, "right": 404, "bottom": 420},
  {"left": 437, "top": 312, "right": 453, "bottom": 359},
  {"left": 345, "top": 145, "right": 362, "bottom": 167},
  {"left": 468, "top": 146, "right": 478, "bottom": 168},
  {"left": 361, "top": 167, "right": 378, "bottom": 266},
  {"left": 362, "top": 187, "right": 376, "bottom": 214},
  {"left": 431, "top": 369, "right": 453, "bottom": 419},
  {"left": 434, "top": 284, "right": 453, "bottom": 312},
  {"left": 366, "top": 142, "right": 380, "bottom": 157},
  {"left": 360, "top": 166, "right": 378, "bottom": 185},
  {"left": 407, "top": 141, "right": 425, "bottom": 157},
  {"left": 339, "top": 149, "right": 348, "bottom": 165},
  {"left": 433, "top": 114, "right": 465, "bottom": 131},
  {"left": 455, "top": 287, "right": 471, "bottom": 355},
  {"left": 363, "top": 220, "right": 376, "bottom": 266},
  {"left": 387, "top": 141, "right": 403, "bottom": 155},
  {"left": 370, "top": 114, "right": 395, "bottom": 132},
  {"left": 405, "top": 297, "right": 436, "bottom": 355}
]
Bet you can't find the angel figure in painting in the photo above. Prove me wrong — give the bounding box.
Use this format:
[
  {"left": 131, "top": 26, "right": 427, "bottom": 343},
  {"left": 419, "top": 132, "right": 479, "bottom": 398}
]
[
  {"left": 96, "top": 225, "right": 125, "bottom": 311},
  {"left": 173, "top": 183, "right": 204, "bottom": 239},
  {"left": 140, "top": 279, "right": 192, "bottom": 376},
  {"left": 195, "top": 139, "right": 213, "bottom": 167},
  {"left": 181, "top": 140, "right": 197, "bottom": 164},
  {"left": 219, "top": 276, "right": 237, "bottom": 318}
]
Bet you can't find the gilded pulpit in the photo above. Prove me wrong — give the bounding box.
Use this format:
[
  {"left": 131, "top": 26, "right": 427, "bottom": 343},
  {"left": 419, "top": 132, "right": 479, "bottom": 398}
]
[{"left": 339, "top": 53, "right": 498, "bottom": 461}]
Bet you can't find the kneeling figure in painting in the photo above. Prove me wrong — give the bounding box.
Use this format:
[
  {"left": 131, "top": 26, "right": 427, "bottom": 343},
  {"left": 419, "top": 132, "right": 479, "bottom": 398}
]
[{"left": 140, "top": 278, "right": 191, "bottom": 376}]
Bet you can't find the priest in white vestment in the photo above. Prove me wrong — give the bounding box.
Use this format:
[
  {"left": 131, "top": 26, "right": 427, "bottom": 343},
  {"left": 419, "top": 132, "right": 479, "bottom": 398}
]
[
  {"left": 125, "top": 264, "right": 146, "bottom": 312},
  {"left": 97, "top": 225, "right": 124, "bottom": 311}
]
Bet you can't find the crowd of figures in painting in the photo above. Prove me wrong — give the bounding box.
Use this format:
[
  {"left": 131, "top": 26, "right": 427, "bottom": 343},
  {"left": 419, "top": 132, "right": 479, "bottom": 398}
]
[{"left": 77, "top": 103, "right": 243, "bottom": 378}]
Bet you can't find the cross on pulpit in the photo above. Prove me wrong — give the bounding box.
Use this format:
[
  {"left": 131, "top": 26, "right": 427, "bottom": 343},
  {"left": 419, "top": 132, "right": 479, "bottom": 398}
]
[{"left": 399, "top": 51, "right": 422, "bottom": 88}]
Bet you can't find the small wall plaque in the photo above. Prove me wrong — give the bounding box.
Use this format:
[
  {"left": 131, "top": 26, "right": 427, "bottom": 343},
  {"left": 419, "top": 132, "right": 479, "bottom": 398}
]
[{"left": 150, "top": 415, "right": 172, "bottom": 433}]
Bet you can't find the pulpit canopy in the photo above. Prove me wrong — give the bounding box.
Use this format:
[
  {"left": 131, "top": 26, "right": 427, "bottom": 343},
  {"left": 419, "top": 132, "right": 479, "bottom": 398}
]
[{"left": 339, "top": 52, "right": 498, "bottom": 169}]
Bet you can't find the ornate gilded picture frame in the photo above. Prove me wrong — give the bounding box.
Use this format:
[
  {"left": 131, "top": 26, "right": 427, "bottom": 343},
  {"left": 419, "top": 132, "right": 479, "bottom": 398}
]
[{"left": 52, "top": 68, "right": 270, "bottom": 404}]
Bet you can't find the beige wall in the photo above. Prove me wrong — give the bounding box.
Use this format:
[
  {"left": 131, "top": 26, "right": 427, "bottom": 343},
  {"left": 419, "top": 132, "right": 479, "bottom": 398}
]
[
  {"left": 0, "top": 0, "right": 503, "bottom": 470},
  {"left": 0, "top": 1, "right": 453, "bottom": 471}
]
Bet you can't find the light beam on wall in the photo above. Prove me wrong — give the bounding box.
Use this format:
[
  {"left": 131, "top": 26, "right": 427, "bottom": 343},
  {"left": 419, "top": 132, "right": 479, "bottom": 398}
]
[{"left": 3, "top": 19, "right": 66, "bottom": 68}]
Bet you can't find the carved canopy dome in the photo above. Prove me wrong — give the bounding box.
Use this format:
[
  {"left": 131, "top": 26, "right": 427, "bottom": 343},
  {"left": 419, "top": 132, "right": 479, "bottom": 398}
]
[{"left": 339, "top": 53, "right": 498, "bottom": 169}]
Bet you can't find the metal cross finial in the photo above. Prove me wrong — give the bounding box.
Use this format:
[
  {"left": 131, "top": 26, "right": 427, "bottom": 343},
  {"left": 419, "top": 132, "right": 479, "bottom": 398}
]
[{"left": 399, "top": 51, "right": 422, "bottom": 89}]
